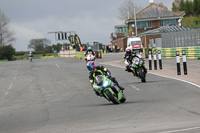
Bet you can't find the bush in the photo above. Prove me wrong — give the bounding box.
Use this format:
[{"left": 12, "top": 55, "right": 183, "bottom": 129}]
[{"left": 0, "top": 45, "right": 16, "bottom": 60}]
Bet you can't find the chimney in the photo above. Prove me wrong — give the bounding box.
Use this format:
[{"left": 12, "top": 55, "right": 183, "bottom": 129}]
[{"left": 149, "top": 0, "right": 154, "bottom": 4}]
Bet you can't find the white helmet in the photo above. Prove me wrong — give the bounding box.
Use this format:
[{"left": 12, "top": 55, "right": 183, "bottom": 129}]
[{"left": 29, "top": 51, "right": 32, "bottom": 54}]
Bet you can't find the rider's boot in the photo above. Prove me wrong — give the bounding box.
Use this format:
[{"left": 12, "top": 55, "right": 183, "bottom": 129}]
[
  {"left": 118, "top": 85, "right": 125, "bottom": 90},
  {"left": 95, "top": 91, "right": 101, "bottom": 96},
  {"left": 132, "top": 69, "right": 136, "bottom": 76}
]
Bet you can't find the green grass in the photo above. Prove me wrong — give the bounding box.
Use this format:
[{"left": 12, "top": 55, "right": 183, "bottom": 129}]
[
  {"left": 183, "top": 16, "right": 200, "bottom": 28},
  {"left": 14, "top": 53, "right": 59, "bottom": 60}
]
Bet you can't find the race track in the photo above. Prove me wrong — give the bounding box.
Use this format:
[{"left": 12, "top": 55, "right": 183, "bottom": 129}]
[{"left": 0, "top": 54, "right": 200, "bottom": 133}]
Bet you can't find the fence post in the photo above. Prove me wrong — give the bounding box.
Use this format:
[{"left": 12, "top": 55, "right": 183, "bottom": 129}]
[
  {"left": 182, "top": 50, "right": 187, "bottom": 75},
  {"left": 148, "top": 49, "right": 152, "bottom": 70},
  {"left": 176, "top": 51, "right": 181, "bottom": 75},
  {"left": 154, "top": 50, "right": 157, "bottom": 70},
  {"left": 158, "top": 50, "right": 162, "bottom": 69}
]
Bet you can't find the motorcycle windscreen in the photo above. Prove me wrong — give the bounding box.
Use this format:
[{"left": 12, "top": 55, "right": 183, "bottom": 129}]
[{"left": 94, "top": 75, "right": 103, "bottom": 86}]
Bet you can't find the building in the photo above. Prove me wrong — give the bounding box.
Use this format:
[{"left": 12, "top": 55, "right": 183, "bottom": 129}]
[{"left": 110, "top": 2, "right": 185, "bottom": 52}]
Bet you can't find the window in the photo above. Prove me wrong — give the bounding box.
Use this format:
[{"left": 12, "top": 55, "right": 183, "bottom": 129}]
[
  {"left": 159, "top": 20, "right": 164, "bottom": 26},
  {"left": 137, "top": 22, "right": 147, "bottom": 29},
  {"left": 117, "top": 27, "right": 123, "bottom": 33},
  {"left": 123, "top": 27, "right": 128, "bottom": 33},
  {"left": 147, "top": 21, "right": 152, "bottom": 28},
  {"left": 164, "top": 19, "right": 176, "bottom": 26}
]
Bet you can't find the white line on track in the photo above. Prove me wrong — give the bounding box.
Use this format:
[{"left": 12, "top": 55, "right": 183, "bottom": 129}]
[
  {"left": 129, "top": 85, "right": 140, "bottom": 91},
  {"left": 56, "top": 64, "right": 60, "bottom": 68},
  {"left": 148, "top": 72, "right": 200, "bottom": 88},
  {"left": 157, "top": 126, "right": 200, "bottom": 133},
  {"left": 4, "top": 75, "right": 17, "bottom": 96},
  {"left": 100, "top": 63, "right": 200, "bottom": 88}
]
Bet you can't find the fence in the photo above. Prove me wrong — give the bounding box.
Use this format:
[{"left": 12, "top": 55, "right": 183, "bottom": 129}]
[{"left": 151, "top": 46, "right": 200, "bottom": 59}]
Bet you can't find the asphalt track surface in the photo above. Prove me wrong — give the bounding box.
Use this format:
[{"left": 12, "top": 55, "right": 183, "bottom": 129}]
[{"left": 0, "top": 54, "right": 200, "bottom": 133}]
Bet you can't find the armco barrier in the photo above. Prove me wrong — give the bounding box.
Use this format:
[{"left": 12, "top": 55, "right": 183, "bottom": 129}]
[{"left": 150, "top": 46, "right": 200, "bottom": 59}]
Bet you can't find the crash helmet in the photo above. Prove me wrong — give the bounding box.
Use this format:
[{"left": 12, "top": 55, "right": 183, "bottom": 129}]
[
  {"left": 29, "top": 51, "right": 32, "bottom": 54},
  {"left": 126, "top": 47, "right": 132, "bottom": 55},
  {"left": 86, "top": 61, "right": 96, "bottom": 71}
]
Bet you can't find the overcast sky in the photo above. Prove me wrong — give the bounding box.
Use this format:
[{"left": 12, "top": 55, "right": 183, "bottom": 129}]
[{"left": 1, "top": 0, "right": 174, "bottom": 51}]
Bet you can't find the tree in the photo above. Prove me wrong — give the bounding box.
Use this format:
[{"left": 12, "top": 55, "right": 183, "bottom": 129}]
[
  {"left": 0, "top": 45, "right": 15, "bottom": 60},
  {"left": 172, "top": 0, "right": 181, "bottom": 11},
  {"left": 155, "top": 3, "right": 168, "bottom": 10},
  {"left": 0, "top": 9, "right": 15, "bottom": 47},
  {"left": 179, "top": 0, "right": 186, "bottom": 11},
  {"left": 52, "top": 43, "right": 62, "bottom": 52},
  {"left": 118, "top": 0, "right": 142, "bottom": 20},
  {"left": 185, "top": 0, "right": 193, "bottom": 16},
  {"left": 28, "top": 38, "right": 51, "bottom": 52},
  {"left": 193, "top": 0, "right": 200, "bottom": 16}
]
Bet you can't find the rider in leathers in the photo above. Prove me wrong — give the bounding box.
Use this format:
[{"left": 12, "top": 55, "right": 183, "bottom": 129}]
[
  {"left": 124, "top": 47, "right": 133, "bottom": 72},
  {"left": 86, "top": 61, "right": 124, "bottom": 96},
  {"left": 124, "top": 48, "right": 147, "bottom": 76},
  {"left": 84, "top": 47, "right": 95, "bottom": 62}
]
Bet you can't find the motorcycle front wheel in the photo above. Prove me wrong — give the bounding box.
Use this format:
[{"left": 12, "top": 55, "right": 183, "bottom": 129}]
[
  {"left": 139, "top": 69, "right": 146, "bottom": 82},
  {"left": 104, "top": 89, "right": 120, "bottom": 104}
]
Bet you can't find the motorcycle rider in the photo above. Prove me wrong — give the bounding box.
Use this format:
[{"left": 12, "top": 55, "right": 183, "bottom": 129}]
[
  {"left": 29, "top": 51, "right": 33, "bottom": 61},
  {"left": 86, "top": 61, "right": 124, "bottom": 96},
  {"left": 84, "top": 47, "right": 95, "bottom": 62},
  {"left": 124, "top": 47, "right": 147, "bottom": 76},
  {"left": 124, "top": 47, "right": 133, "bottom": 72},
  {"left": 131, "top": 50, "right": 147, "bottom": 76}
]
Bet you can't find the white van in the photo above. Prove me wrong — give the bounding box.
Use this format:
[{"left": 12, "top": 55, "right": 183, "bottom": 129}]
[{"left": 127, "top": 36, "right": 143, "bottom": 52}]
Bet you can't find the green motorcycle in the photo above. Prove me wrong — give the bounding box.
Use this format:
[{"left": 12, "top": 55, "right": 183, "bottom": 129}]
[
  {"left": 131, "top": 56, "right": 146, "bottom": 82},
  {"left": 93, "top": 75, "right": 126, "bottom": 104}
]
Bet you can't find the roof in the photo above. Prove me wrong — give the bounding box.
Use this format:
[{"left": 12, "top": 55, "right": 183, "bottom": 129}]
[
  {"left": 126, "top": 4, "right": 185, "bottom": 22},
  {"left": 137, "top": 25, "right": 193, "bottom": 36},
  {"left": 114, "top": 25, "right": 128, "bottom": 28}
]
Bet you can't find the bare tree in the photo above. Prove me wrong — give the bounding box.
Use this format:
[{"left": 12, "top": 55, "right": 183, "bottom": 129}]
[
  {"left": 28, "top": 38, "right": 51, "bottom": 52},
  {"left": 118, "top": 0, "right": 142, "bottom": 21},
  {"left": 0, "top": 9, "right": 15, "bottom": 47},
  {"left": 155, "top": 3, "right": 168, "bottom": 10},
  {"left": 172, "top": 0, "right": 181, "bottom": 11}
]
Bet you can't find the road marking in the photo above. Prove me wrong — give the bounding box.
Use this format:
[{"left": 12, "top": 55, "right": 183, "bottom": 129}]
[
  {"left": 5, "top": 83, "right": 13, "bottom": 95},
  {"left": 157, "top": 126, "right": 200, "bottom": 133},
  {"left": 129, "top": 85, "right": 140, "bottom": 91},
  {"left": 56, "top": 64, "right": 60, "bottom": 68},
  {"left": 4, "top": 76, "right": 17, "bottom": 96},
  {"left": 148, "top": 72, "right": 200, "bottom": 88},
  {"left": 100, "top": 63, "right": 200, "bottom": 88}
]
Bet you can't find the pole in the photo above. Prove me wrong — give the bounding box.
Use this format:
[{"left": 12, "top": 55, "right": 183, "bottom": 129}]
[
  {"left": 176, "top": 51, "right": 181, "bottom": 75},
  {"left": 134, "top": 7, "right": 137, "bottom": 36},
  {"left": 182, "top": 50, "right": 187, "bottom": 75},
  {"left": 154, "top": 50, "right": 157, "bottom": 70},
  {"left": 158, "top": 50, "right": 162, "bottom": 69},
  {"left": 148, "top": 49, "right": 152, "bottom": 70}
]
